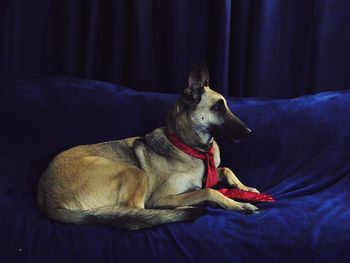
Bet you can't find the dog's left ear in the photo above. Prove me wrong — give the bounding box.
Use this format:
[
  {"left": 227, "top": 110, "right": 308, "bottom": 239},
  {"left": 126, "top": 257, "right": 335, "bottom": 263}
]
[{"left": 183, "top": 63, "right": 210, "bottom": 100}]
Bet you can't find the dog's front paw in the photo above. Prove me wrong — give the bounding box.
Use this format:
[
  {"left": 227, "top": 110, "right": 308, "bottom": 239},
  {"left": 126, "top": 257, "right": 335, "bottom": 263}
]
[
  {"left": 238, "top": 203, "right": 260, "bottom": 214},
  {"left": 238, "top": 185, "right": 260, "bottom": 193}
]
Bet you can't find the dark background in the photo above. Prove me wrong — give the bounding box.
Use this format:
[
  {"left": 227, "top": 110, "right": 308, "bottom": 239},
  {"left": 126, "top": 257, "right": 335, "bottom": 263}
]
[{"left": 1, "top": 0, "right": 350, "bottom": 98}]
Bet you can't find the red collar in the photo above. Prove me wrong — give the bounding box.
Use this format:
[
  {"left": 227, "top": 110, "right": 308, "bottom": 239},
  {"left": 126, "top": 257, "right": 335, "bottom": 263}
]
[
  {"left": 164, "top": 128, "right": 275, "bottom": 203},
  {"left": 165, "top": 129, "right": 219, "bottom": 188}
]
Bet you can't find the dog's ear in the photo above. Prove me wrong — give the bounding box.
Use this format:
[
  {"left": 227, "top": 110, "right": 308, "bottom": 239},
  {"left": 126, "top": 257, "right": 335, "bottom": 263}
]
[
  {"left": 183, "top": 63, "right": 209, "bottom": 100},
  {"left": 199, "top": 63, "right": 209, "bottom": 87}
]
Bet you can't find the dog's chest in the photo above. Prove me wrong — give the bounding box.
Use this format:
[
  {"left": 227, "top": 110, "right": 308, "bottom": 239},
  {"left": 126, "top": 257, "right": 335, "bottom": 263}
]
[
  {"left": 156, "top": 152, "right": 222, "bottom": 194},
  {"left": 167, "top": 158, "right": 205, "bottom": 192},
  {"left": 136, "top": 146, "right": 205, "bottom": 192}
]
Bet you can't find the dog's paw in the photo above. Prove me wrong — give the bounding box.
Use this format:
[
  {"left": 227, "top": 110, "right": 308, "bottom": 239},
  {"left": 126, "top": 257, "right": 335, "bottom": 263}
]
[
  {"left": 238, "top": 203, "right": 260, "bottom": 214},
  {"left": 246, "top": 187, "right": 260, "bottom": 193},
  {"left": 238, "top": 186, "right": 260, "bottom": 193}
]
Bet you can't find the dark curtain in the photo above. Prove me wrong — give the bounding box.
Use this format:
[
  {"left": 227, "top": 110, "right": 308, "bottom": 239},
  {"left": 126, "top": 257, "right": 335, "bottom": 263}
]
[{"left": 1, "top": 0, "right": 350, "bottom": 98}]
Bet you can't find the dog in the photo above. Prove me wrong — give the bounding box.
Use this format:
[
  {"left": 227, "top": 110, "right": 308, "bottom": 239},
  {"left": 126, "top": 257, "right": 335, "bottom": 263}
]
[{"left": 37, "top": 63, "right": 259, "bottom": 230}]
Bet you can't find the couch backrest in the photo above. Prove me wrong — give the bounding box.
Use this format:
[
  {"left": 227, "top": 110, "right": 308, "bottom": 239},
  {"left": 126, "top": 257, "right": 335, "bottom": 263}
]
[{"left": 1, "top": 75, "right": 350, "bottom": 191}]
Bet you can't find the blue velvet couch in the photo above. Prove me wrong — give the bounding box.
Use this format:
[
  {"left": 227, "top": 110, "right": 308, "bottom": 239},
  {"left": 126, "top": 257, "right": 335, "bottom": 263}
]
[{"left": 1, "top": 75, "right": 350, "bottom": 263}]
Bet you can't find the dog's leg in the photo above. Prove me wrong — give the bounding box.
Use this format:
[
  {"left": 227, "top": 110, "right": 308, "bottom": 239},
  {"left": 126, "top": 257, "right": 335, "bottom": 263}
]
[
  {"left": 152, "top": 189, "right": 259, "bottom": 213},
  {"left": 218, "top": 167, "right": 259, "bottom": 193}
]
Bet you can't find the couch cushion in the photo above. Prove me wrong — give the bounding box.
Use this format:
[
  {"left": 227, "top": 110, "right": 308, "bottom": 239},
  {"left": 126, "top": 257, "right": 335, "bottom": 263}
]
[{"left": 1, "top": 74, "right": 350, "bottom": 263}]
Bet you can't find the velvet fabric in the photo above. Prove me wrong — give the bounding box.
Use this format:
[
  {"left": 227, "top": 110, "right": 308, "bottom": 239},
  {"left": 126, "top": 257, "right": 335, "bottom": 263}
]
[
  {"left": 1, "top": 0, "right": 350, "bottom": 97},
  {"left": 1, "top": 75, "right": 350, "bottom": 262}
]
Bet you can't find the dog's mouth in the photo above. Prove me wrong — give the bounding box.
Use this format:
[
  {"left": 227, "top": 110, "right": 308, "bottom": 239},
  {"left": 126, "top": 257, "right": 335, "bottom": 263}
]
[
  {"left": 227, "top": 128, "right": 252, "bottom": 143},
  {"left": 228, "top": 135, "right": 248, "bottom": 143},
  {"left": 209, "top": 125, "right": 252, "bottom": 143},
  {"left": 233, "top": 138, "right": 246, "bottom": 143}
]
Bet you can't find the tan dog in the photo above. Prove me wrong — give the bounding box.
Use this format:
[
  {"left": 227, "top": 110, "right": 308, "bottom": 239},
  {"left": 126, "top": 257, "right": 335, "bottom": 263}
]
[{"left": 38, "top": 64, "right": 259, "bottom": 230}]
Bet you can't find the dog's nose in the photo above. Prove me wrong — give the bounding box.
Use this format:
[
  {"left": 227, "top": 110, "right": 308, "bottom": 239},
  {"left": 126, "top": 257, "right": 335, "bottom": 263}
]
[{"left": 245, "top": 128, "right": 252, "bottom": 136}]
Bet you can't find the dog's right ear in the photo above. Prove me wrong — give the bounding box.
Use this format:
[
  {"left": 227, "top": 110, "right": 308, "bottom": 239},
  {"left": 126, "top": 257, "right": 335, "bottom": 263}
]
[{"left": 183, "top": 64, "right": 206, "bottom": 101}]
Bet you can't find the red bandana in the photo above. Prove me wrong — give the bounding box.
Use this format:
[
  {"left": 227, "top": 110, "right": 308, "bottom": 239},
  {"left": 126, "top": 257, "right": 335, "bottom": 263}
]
[
  {"left": 165, "top": 130, "right": 219, "bottom": 188},
  {"left": 165, "top": 129, "right": 275, "bottom": 203}
]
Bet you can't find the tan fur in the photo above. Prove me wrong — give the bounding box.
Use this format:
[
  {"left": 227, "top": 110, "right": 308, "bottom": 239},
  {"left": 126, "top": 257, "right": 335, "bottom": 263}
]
[{"left": 38, "top": 77, "right": 259, "bottom": 230}]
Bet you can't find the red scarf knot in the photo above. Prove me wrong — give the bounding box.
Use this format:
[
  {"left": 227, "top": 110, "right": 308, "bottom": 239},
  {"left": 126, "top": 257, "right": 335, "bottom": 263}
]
[{"left": 165, "top": 129, "right": 219, "bottom": 188}]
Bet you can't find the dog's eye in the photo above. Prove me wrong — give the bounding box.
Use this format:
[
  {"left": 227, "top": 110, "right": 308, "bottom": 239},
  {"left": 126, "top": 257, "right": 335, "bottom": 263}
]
[{"left": 211, "top": 99, "right": 224, "bottom": 112}]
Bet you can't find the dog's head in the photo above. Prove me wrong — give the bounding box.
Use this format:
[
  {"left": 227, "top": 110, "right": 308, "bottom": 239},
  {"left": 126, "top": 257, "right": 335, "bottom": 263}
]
[{"left": 168, "top": 63, "right": 251, "bottom": 146}]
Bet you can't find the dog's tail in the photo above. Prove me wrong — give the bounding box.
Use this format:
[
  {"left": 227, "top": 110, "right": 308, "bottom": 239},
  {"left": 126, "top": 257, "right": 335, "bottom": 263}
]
[{"left": 46, "top": 206, "right": 203, "bottom": 230}]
